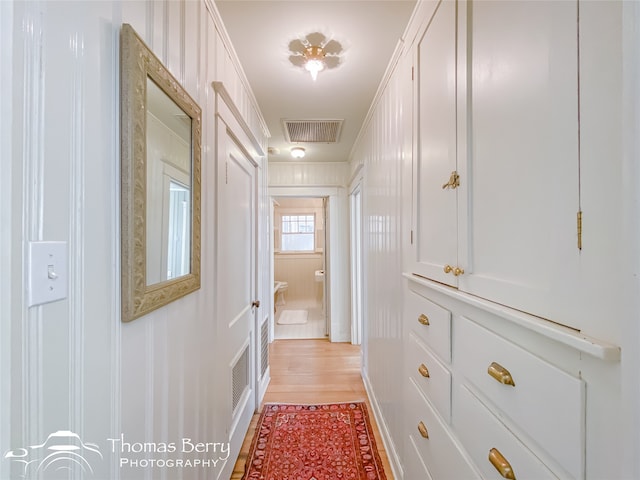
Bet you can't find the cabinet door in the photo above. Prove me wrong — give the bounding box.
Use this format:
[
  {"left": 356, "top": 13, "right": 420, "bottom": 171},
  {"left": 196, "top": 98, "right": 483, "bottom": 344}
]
[
  {"left": 413, "top": 0, "right": 459, "bottom": 286},
  {"left": 457, "top": 0, "right": 581, "bottom": 327}
]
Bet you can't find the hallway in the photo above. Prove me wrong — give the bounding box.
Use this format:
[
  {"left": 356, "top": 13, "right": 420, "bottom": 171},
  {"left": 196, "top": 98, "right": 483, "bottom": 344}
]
[
  {"left": 2, "top": 2, "right": 639, "bottom": 479},
  {"left": 230, "top": 339, "right": 393, "bottom": 479}
]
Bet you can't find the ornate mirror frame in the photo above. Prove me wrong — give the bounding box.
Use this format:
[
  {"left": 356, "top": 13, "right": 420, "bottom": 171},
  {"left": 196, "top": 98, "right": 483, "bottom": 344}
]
[{"left": 120, "top": 23, "right": 202, "bottom": 322}]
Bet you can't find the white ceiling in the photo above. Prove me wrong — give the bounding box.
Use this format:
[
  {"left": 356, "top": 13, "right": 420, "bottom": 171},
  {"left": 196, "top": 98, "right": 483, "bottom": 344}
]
[{"left": 214, "top": 0, "right": 417, "bottom": 163}]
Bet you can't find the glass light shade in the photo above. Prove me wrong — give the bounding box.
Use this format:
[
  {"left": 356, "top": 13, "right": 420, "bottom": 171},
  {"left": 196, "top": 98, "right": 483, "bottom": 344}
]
[
  {"left": 291, "top": 147, "right": 306, "bottom": 158},
  {"left": 305, "top": 59, "right": 325, "bottom": 81},
  {"left": 303, "top": 46, "right": 326, "bottom": 81}
]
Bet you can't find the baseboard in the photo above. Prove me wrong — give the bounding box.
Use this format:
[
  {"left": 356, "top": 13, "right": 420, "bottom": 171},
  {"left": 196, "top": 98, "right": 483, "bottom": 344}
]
[
  {"left": 258, "top": 366, "right": 270, "bottom": 405},
  {"left": 362, "top": 371, "right": 404, "bottom": 480}
]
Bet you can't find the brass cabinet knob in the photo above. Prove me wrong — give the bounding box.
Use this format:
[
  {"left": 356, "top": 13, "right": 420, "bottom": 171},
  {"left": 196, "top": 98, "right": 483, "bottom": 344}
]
[
  {"left": 489, "top": 448, "right": 516, "bottom": 479},
  {"left": 444, "top": 265, "right": 464, "bottom": 275},
  {"left": 252, "top": 300, "right": 261, "bottom": 308},
  {"left": 487, "top": 362, "right": 516, "bottom": 387},
  {"left": 418, "top": 314, "right": 430, "bottom": 326},
  {"left": 418, "top": 363, "right": 430, "bottom": 378},
  {"left": 417, "top": 421, "right": 429, "bottom": 439}
]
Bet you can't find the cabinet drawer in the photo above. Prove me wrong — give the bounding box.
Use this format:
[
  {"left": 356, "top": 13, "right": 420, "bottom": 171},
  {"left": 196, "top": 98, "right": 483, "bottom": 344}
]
[
  {"left": 407, "top": 380, "right": 479, "bottom": 480},
  {"left": 455, "top": 316, "right": 584, "bottom": 479},
  {"left": 404, "top": 436, "right": 434, "bottom": 480},
  {"left": 408, "top": 332, "right": 451, "bottom": 422},
  {"left": 406, "top": 289, "right": 451, "bottom": 362},
  {"left": 454, "top": 384, "right": 559, "bottom": 479}
]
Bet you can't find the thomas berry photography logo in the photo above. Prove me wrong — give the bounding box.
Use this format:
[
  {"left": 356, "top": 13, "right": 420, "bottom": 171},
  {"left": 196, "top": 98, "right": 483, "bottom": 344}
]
[
  {"left": 108, "top": 433, "right": 230, "bottom": 470},
  {"left": 3, "top": 430, "right": 103, "bottom": 479},
  {"left": 4, "top": 431, "right": 229, "bottom": 477}
]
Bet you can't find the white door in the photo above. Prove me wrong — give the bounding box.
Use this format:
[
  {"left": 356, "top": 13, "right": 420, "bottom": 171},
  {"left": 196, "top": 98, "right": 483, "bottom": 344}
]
[
  {"left": 413, "top": 0, "right": 459, "bottom": 286},
  {"left": 457, "top": 0, "right": 581, "bottom": 326},
  {"left": 217, "top": 117, "right": 258, "bottom": 479}
]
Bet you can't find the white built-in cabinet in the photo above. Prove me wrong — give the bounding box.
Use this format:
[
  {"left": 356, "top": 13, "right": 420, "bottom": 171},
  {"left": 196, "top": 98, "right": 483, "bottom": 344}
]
[
  {"left": 404, "top": 1, "right": 621, "bottom": 479},
  {"left": 414, "top": 0, "right": 582, "bottom": 331}
]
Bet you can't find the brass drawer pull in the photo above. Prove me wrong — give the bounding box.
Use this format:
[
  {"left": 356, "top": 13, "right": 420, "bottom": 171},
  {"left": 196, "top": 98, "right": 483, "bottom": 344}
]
[
  {"left": 489, "top": 448, "right": 516, "bottom": 479},
  {"left": 417, "top": 421, "right": 429, "bottom": 439},
  {"left": 443, "top": 264, "right": 453, "bottom": 274},
  {"left": 418, "top": 314, "right": 430, "bottom": 326},
  {"left": 418, "top": 364, "right": 430, "bottom": 378},
  {"left": 488, "top": 362, "right": 515, "bottom": 386},
  {"left": 453, "top": 267, "right": 464, "bottom": 276}
]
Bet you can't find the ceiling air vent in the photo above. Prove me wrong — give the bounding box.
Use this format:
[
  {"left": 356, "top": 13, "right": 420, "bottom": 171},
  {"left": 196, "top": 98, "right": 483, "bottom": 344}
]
[{"left": 282, "top": 119, "right": 343, "bottom": 143}]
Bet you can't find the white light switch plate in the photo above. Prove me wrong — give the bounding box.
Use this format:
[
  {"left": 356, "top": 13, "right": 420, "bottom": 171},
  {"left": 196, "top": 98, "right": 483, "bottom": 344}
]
[{"left": 28, "top": 241, "right": 68, "bottom": 307}]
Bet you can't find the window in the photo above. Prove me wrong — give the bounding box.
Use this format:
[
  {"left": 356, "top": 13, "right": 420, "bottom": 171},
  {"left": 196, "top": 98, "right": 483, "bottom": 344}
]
[{"left": 281, "top": 214, "right": 315, "bottom": 252}]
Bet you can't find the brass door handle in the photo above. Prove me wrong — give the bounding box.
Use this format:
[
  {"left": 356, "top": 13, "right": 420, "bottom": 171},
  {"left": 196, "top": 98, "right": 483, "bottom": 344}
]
[
  {"left": 418, "top": 364, "right": 430, "bottom": 378},
  {"left": 417, "top": 421, "right": 429, "bottom": 439},
  {"left": 252, "top": 300, "right": 261, "bottom": 308},
  {"left": 443, "top": 265, "right": 453, "bottom": 274},
  {"left": 453, "top": 267, "right": 464, "bottom": 276},
  {"left": 418, "top": 314, "right": 430, "bottom": 326},
  {"left": 442, "top": 170, "right": 460, "bottom": 189},
  {"left": 488, "top": 362, "right": 515, "bottom": 386},
  {"left": 489, "top": 448, "right": 516, "bottom": 479}
]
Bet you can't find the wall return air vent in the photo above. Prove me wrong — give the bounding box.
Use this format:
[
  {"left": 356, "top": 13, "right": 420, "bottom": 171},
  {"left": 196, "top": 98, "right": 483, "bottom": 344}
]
[{"left": 282, "top": 119, "right": 343, "bottom": 143}]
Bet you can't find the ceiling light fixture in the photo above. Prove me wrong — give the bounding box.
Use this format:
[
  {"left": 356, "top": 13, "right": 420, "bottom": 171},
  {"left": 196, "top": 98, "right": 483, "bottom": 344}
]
[
  {"left": 291, "top": 147, "right": 306, "bottom": 159},
  {"left": 303, "top": 46, "right": 326, "bottom": 81},
  {"left": 288, "top": 33, "right": 343, "bottom": 79}
]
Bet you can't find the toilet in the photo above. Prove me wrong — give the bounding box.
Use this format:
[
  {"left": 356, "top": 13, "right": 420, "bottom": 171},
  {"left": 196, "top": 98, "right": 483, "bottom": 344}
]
[{"left": 275, "top": 281, "right": 288, "bottom": 305}]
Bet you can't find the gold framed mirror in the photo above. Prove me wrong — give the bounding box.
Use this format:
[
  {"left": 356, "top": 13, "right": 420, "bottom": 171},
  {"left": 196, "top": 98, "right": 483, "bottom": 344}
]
[{"left": 120, "top": 23, "right": 201, "bottom": 322}]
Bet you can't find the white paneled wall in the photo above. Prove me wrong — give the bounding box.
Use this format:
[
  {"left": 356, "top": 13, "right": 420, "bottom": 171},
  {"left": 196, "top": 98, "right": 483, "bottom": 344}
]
[
  {"left": 1, "top": 2, "right": 269, "bottom": 480},
  {"left": 0, "top": 3, "right": 13, "bottom": 479},
  {"left": 274, "top": 255, "right": 324, "bottom": 304},
  {"left": 269, "top": 161, "right": 349, "bottom": 187},
  {"left": 350, "top": 42, "right": 413, "bottom": 477}
]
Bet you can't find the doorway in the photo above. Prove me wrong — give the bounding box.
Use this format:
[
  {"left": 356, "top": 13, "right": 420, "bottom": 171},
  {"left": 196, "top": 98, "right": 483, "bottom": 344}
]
[
  {"left": 272, "top": 196, "right": 328, "bottom": 339},
  {"left": 350, "top": 185, "right": 363, "bottom": 346}
]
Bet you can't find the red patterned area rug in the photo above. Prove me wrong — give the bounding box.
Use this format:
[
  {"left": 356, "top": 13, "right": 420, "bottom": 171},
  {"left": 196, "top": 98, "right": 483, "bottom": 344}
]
[{"left": 242, "top": 402, "right": 388, "bottom": 480}]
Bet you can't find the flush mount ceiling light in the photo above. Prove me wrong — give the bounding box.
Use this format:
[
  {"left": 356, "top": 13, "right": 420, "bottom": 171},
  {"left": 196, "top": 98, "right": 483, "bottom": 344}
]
[
  {"left": 291, "top": 147, "right": 306, "bottom": 159},
  {"left": 303, "top": 45, "right": 326, "bottom": 81},
  {"left": 288, "top": 32, "right": 344, "bottom": 81}
]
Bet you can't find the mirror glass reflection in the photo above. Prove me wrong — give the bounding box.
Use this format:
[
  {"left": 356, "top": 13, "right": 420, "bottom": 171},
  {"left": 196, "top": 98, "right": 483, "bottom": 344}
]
[{"left": 146, "top": 77, "right": 192, "bottom": 284}]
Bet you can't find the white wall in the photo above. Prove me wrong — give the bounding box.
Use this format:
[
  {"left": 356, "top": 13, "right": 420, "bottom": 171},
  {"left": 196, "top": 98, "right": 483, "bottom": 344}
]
[
  {"left": 0, "top": 2, "right": 268, "bottom": 479},
  {"left": 0, "top": 2, "right": 14, "bottom": 479},
  {"left": 274, "top": 254, "right": 323, "bottom": 304},
  {"left": 269, "top": 161, "right": 349, "bottom": 187},
  {"left": 349, "top": 40, "right": 412, "bottom": 477},
  {"left": 621, "top": 1, "right": 640, "bottom": 476}
]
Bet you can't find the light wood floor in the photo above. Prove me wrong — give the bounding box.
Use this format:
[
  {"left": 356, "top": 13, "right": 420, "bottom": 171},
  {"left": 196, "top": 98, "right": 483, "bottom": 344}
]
[{"left": 230, "top": 338, "right": 394, "bottom": 479}]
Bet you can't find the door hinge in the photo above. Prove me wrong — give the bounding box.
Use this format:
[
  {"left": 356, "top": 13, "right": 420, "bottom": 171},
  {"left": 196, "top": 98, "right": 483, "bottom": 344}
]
[
  {"left": 410, "top": 230, "right": 414, "bottom": 245},
  {"left": 411, "top": 66, "right": 414, "bottom": 81},
  {"left": 577, "top": 210, "right": 583, "bottom": 250},
  {"left": 225, "top": 161, "right": 229, "bottom": 185}
]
